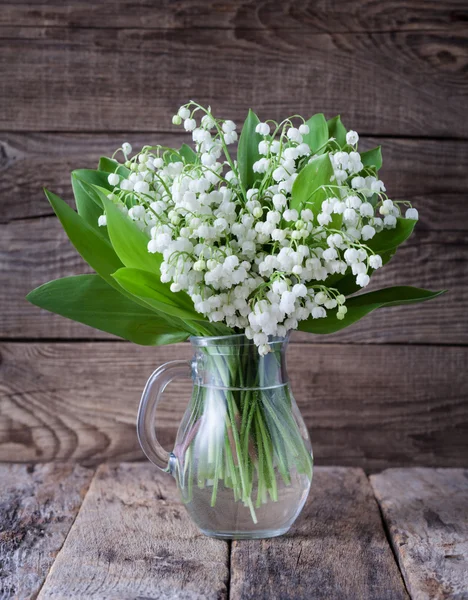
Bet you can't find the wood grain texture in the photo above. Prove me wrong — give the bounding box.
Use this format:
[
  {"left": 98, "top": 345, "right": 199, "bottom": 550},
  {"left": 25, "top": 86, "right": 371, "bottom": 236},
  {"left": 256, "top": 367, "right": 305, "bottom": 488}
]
[
  {"left": 2, "top": 132, "right": 467, "bottom": 224},
  {"left": 371, "top": 468, "right": 468, "bottom": 600},
  {"left": 0, "top": 27, "right": 466, "bottom": 136},
  {"left": 230, "top": 467, "right": 408, "bottom": 599},
  {"left": 0, "top": 462, "right": 94, "bottom": 599},
  {"left": 1, "top": 214, "right": 461, "bottom": 344},
  {"left": 0, "top": 342, "right": 467, "bottom": 468},
  {"left": 1, "top": 0, "right": 467, "bottom": 32},
  {"left": 38, "top": 463, "right": 229, "bottom": 599}
]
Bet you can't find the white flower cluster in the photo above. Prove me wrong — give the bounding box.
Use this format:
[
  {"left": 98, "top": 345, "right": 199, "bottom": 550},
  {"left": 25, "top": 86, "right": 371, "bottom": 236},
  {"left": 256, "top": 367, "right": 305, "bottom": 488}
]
[{"left": 100, "top": 103, "right": 418, "bottom": 354}]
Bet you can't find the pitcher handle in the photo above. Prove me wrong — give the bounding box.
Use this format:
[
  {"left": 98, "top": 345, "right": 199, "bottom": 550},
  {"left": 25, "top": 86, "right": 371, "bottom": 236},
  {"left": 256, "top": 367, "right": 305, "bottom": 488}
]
[{"left": 137, "top": 359, "right": 192, "bottom": 474}]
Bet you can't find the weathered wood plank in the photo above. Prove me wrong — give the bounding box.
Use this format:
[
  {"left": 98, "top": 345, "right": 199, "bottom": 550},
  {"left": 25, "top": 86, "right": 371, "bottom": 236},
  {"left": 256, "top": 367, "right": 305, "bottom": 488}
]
[
  {"left": 0, "top": 0, "right": 466, "bottom": 32},
  {"left": 370, "top": 468, "right": 468, "bottom": 600},
  {"left": 0, "top": 216, "right": 97, "bottom": 340},
  {"left": 0, "top": 342, "right": 466, "bottom": 468},
  {"left": 230, "top": 467, "right": 408, "bottom": 599},
  {"left": 1, "top": 214, "right": 461, "bottom": 344},
  {"left": 0, "top": 463, "right": 94, "bottom": 599},
  {"left": 37, "top": 463, "right": 229, "bottom": 599},
  {"left": 0, "top": 28, "right": 466, "bottom": 136},
  {"left": 2, "top": 133, "right": 467, "bottom": 224}
]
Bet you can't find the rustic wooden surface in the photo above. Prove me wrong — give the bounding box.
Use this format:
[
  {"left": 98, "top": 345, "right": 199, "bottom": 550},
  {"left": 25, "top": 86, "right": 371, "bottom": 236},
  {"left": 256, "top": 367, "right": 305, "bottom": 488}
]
[
  {"left": 0, "top": 463, "right": 93, "bottom": 599},
  {"left": 1, "top": 342, "right": 467, "bottom": 469},
  {"left": 2, "top": 464, "right": 466, "bottom": 599},
  {"left": 0, "top": 28, "right": 466, "bottom": 136},
  {"left": 230, "top": 467, "right": 408, "bottom": 600},
  {"left": 371, "top": 468, "right": 468, "bottom": 600},
  {"left": 0, "top": 0, "right": 467, "bottom": 469},
  {"left": 1, "top": 0, "right": 466, "bottom": 32},
  {"left": 38, "top": 463, "right": 230, "bottom": 600}
]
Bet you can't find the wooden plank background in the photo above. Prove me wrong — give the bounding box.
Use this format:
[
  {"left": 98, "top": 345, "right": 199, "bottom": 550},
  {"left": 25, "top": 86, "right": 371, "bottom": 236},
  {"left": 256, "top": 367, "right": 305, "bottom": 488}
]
[{"left": 0, "top": 0, "right": 467, "bottom": 468}]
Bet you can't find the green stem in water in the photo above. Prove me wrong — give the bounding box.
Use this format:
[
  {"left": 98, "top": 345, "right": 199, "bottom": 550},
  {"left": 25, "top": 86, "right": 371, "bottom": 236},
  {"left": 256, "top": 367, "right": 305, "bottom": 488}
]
[{"left": 180, "top": 344, "right": 312, "bottom": 524}]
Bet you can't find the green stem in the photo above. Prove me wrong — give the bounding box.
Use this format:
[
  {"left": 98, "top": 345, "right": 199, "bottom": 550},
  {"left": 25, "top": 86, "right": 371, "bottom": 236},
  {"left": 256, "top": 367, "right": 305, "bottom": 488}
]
[
  {"left": 179, "top": 345, "right": 312, "bottom": 524},
  {"left": 256, "top": 408, "right": 278, "bottom": 502}
]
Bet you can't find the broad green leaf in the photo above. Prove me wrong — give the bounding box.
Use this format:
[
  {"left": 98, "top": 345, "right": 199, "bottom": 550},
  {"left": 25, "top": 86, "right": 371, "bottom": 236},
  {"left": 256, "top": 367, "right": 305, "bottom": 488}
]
[
  {"left": 100, "top": 193, "right": 163, "bottom": 274},
  {"left": 43, "top": 190, "right": 200, "bottom": 336},
  {"left": 237, "top": 109, "right": 262, "bottom": 191},
  {"left": 112, "top": 267, "right": 205, "bottom": 321},
  {"left": 45, "top": 189, "right": 124, "bottom": 289},
  {"left": 71, "top": 169, "right": 114, "bottom": 236},
  {"left": 367, "top": 218, "right": 417, "bottom": 253},
  {"left": 327, "top": 115, "right": 347, "bottom": 147},
  {"left": 347, "top": 287, "right": 445, "bottom": 307},
  {"left": 72, "top": 168, "right": 114, "bottom": 192},
  {"left": 85, "top": 188, "right": 233, "bottom": 335},
  {"left": 302, "top": 113, "right": 328, "bottom": 154},
  {"left": 98, "top": 156, "right": 131, "bottom": 177},
  {"left": 290, "top": 153, "right": 334, "bottom": 213},
  {"left": 71, "top": 176, "right": 105, "bottom": 235},
  {"left": 26, "top": 274, "right": 189, "bottom": 345},
  {"left": 360, "top": 146, "right": 382, "bottom": 170},
  {"left": 179, "top": 143, "right": 197, "bottom": 164},
  {"left": 73, "top": 176, "right": 111, "bottom": 212},
  {"left": 298, "top": 286, "right": 445, "bottom": 335}
]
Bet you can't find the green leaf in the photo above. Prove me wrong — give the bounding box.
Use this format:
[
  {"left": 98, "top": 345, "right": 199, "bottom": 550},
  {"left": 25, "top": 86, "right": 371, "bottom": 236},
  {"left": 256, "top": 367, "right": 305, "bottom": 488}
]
[
  {"left": 112, "top": 267, "right": 204, "bottom": 321},
  {"left": 98, "top": 156, "right": 130, "bottom": 177},
  {"left": 237, "top": 109, "right": 262, "bottom": 190},
  {"left": 348, "top": 286, "right": 445, "bottom": 307},
  {"left": 71, "top": 169, "right": 115, "bottom": 236},
  {"left": 44, "top": 189, "right": 124, "bottom": 289},
  {"left": 71, "top": 177, "right": 105, "bottom": 235},
  {"left": 43, "top": 189, "right": 199, "bottom": 337},
  {"left": 26, "top": 274, "right": 189, "bottom": 345},
  {"left": 360, "top": 146, "right": 382, "bottom": 170},
  {"left": 290, "top": 153, "right": 334, "bottom": 213},
  {"left": 99, "top": 192, "right": 163, "bottom": 274},
  {"left": 72, "top": 169, "right": 111, "bottom": 205},
  {"left": 302, "top": 113, "right": 328, "bottom": 154},
  {"left": 367, "top": 218, "right": 417, "bottom": 253},
  {"left": 327, "top": 115, "right": 347, "bottom": 147},
  {"left": 299, "top": 286, "right": 445, "bottom": 335},
  {"left": 179, "top": 143, "right": 197, "bottom": 164}
]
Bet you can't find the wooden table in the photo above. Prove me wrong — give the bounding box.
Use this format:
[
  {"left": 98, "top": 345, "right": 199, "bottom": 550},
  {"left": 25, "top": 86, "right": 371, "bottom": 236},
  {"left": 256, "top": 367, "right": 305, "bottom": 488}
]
[{"left": 1, "top": 464, "right": 467, "bottom": 600}]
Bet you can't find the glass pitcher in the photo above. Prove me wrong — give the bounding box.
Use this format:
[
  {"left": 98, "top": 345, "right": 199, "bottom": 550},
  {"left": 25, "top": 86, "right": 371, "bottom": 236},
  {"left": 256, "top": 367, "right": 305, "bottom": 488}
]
[{"left": 137, "top": 333, "right": 313, "bottom": 539}]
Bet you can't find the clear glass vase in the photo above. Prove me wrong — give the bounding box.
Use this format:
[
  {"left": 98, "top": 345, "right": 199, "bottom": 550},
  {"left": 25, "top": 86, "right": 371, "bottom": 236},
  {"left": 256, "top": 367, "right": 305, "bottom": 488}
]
[{"left": 137, "top": 334, "right": 313, "bottom": 539}]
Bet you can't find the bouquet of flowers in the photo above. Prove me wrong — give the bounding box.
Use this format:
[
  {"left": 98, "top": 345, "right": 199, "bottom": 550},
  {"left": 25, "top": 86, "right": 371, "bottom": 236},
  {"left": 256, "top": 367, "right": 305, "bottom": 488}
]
[
  {"left": 28, "top": 101, "right": 442, "bottom": 349},
  {"left": 27, "top": 102, "right": 443, "bottom": 518}
]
